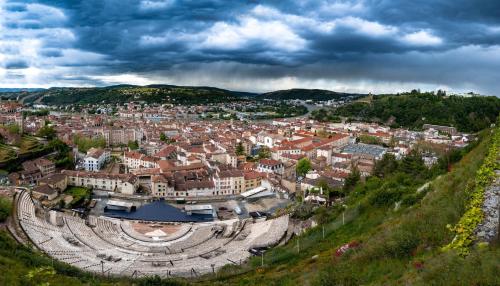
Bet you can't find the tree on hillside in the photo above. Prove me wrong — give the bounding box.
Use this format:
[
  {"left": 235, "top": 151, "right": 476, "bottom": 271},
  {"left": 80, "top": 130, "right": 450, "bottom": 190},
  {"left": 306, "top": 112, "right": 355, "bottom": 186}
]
[
  {"left": 296, "top": 158, "right": 312, "bottom": 178},
  {"left": 48, "top": 138, "right": 74, "bottom": 168},
  {"left": 48, "top": 138, "right": 70, "bottom": 155},
  {"left": 37, "top": 126, "right": 56, "bottom": 140},
  {"left": 314, "top": 206, "right": 330, "bottom": 225},
  {"left": 258, "top": 146, "right": 271, "bottom": 159},
  {"left": 373, "top": 153, "right": 399, "bottom": 178},
  {"left": 235, "top": 142, "right": 245, "bottom": 156},
  {"left": 160, "top": 133, "right": 176, "bottom": 144},
  {"left": 358, "top": 135, "right": 384, "bottom": 146},
  {"left": 316, "top": 179, "right": 344, "bottom": 200},
  {"left": 344, "top": 164, "right": 361, "bottom": 191},
  {"left": 400, "top": 150, "right": 428, "bottom": 179},
  {"left": 128, "top": 140, "right": 139, "bottom": 150},
  {"left": 73, "top": 134, "right": 106, "bottom": 153}
]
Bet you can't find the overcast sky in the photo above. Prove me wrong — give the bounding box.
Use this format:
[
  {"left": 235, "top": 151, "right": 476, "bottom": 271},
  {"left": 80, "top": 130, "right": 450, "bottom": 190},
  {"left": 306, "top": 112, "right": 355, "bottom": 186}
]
[{"left": 1, "top": 0, "right": 499, "bottom": 94}]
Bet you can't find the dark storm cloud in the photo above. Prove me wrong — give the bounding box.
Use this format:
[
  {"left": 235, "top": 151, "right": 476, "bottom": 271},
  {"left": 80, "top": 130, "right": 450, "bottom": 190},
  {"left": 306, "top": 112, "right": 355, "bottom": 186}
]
[
  {"left": 39, "top": 49, "right": 63, "bottom": 57},
  {"left": 363, "top": 0, "right": 500, "bottom": 47},
  {"left": 2, "top": 0, "right": 500, "bottom": 94},
  {"left": 4, "top": 60, "right": 29, "bottom": 69}
]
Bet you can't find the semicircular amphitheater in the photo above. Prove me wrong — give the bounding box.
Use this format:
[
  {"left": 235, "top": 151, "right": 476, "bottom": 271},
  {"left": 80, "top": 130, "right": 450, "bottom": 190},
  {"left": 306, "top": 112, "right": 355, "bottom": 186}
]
[{"left": 15, "top": 191, "right": 289, "bottom": 278}]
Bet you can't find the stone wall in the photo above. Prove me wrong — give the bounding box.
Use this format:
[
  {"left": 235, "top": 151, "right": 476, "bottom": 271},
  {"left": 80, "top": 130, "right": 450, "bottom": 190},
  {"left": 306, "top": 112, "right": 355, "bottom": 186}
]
[{"left": 475, "top": 171, "right": 500, "bottom": 242}]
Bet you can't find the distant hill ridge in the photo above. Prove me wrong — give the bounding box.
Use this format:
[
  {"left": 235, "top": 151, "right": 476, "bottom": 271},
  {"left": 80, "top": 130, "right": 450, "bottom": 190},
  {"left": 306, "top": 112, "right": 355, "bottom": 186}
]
[
  {"left": 0, "top": 88, "right": 45, "bottom": 93},
  {"left": 258, "top": 88, "right": 366, "bottom": 101},
  {"left": 0, "top": 85, "right": 364, "bottom": 105}
]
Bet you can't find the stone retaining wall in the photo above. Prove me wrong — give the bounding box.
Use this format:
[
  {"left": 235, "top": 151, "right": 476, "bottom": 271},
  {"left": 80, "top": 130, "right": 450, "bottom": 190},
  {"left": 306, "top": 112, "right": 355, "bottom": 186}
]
[{"left": 475, "top": 171, "right": 500, "bottom": 242}]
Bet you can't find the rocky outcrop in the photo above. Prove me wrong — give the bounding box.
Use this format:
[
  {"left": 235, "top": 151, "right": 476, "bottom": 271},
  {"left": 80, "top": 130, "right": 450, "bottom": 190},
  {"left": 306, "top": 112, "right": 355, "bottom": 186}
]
[{"left": 475, "top": 171, "right": 500, "bottom": 242}]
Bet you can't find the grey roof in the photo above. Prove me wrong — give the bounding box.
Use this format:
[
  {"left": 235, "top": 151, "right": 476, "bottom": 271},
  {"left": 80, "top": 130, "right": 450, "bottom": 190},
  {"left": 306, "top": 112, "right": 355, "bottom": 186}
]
[{"left": 342, "top": 143, "right": 387, "bottom": 157}]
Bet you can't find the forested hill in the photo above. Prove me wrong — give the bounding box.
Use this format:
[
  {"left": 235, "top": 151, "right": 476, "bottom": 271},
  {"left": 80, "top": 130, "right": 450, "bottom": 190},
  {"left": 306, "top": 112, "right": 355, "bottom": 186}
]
[
  {"left": 258, "top": 88, "right": 365, "bottom": 101},
  {"left": 0, "top": 85, "right": 254, "bottom": 105},
  {"left": 42, "top": 85, "right": 252, "bottom": 105},
  {"left": 311, "top": 92, "right": 500, "bottom": 132},
  {"left": 1, "top": 86, "right": 366, "bottom": 105},
  {"left": 0, "top": 88, "right": 45, "bottom": 93}
]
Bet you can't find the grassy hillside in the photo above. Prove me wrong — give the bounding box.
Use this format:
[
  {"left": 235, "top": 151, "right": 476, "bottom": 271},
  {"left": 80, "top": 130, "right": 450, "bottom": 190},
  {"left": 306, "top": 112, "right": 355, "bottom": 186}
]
[
  {"left": 258, "top": 89, "right": 364, "bottom": 101},
  {"left": 193, "top": 127, "right": 499, "bottom": 285},
  {"left": 311, "top": 92, "right": 500, "bottom": 132}
]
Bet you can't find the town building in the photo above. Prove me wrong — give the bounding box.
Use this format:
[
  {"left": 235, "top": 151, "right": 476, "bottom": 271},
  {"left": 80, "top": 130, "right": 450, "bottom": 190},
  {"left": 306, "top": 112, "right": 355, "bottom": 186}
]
[
  {"left": 213, "top": 170, "right": 245, "bottom": 195},
  {"left": 83, "top": 148, "right": 110, "bottom": 172},
  {"left": 257, "top": 159, "right": 284, "bottom": 175},
  {"left": 62, "top": 170, "right": 138, "bottom": 195}
]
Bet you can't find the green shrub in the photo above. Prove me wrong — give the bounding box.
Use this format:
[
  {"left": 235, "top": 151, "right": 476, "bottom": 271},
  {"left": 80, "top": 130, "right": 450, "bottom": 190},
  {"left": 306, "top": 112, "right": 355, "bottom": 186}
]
[
  {"left": 368, "top": 188, "right": 404, "bottom": 207},
  {"left": 292, "top": 203, "right": 315, "bottom": 220},
  {"left": 382, "top": 228, "right": 420, "bottom": 258},
  {"left": 0, "top": 197, "right": 12, "bottom": 222}
]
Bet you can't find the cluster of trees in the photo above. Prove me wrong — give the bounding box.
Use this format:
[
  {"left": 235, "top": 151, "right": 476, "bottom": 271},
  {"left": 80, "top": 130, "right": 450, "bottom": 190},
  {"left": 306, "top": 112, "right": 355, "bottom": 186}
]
[
  {"left": 343, "top": 165, "right": 361, "bottom": 191},
  {"left": 48, "top": 139, "right": 73, "bottom": 168},
  {"left": 36, "top": 126, "right": 57, "bottom": 140},
  {"left": 304, "top": 146, "right": 469, "bottom": 215},
  {"left": 310, "top": 108, "right": 342, "bottom": 122},
  {"left": 296, "top": 158, "right": 311, "bottom": 178},
  {"left": 373, "top": 151, "right": 431, "bottom": 181},
  {"left": 22, "top": 109, "right": 49, "bottom": 117},
  {"left": 354, "top": 132, "right": 484, "bottom": 212},
  {"left": 243, "top": 103, "right": 308, "bottom": 118},
  {"left": 357, "top": 134, "right": 386, "bottom": 146},
  {"left": 374, "top": 139, "right": 481, "bottom": 182},
  {"left": 271, "top": 104, "right": 308, "bottom": 118},
  {"left": 314, "top": 179, "right": 345, "bottom": 199},
  {"left": 159, "top": 133, "right": 176, "bottom": 144},
  {"left": 235, "top": 142, "right": 245, "bottom": 156},
  {"left": 312, "top": 92, "right": 500, "bottom": 132},
  {"left": 344, "top": 150, "right": 442, "bottom": 212},
  {"left": 73, "top": 134, "right": 106, "bottom": 153},
  {"left": 127, "top": 140, "right": 139, "bottom": 150},
  {"left": 257, "top": 146, "right": 271, "bottom": 159}
]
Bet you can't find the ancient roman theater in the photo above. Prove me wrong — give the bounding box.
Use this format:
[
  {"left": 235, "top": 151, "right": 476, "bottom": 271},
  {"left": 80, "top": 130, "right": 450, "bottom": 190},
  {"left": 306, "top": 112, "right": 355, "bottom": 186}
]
[{"left": 14, "top": 191, "right": 289, "bottom": 278}]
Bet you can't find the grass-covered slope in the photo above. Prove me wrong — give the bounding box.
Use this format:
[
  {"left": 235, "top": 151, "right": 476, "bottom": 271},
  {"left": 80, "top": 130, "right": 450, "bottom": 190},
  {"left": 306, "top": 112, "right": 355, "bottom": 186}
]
[
  {"left": 311, "top": 92, "right": 500, "bottom": 132},
  {"left": 194, "top": 127, "right": 499, "bottom": 286}
]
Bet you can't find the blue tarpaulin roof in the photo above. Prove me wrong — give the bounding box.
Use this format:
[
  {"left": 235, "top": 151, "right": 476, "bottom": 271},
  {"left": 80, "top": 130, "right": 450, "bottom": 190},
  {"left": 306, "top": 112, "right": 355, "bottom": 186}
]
[{"left": 104, "top": 201, "right": 213, "bottom": 222}]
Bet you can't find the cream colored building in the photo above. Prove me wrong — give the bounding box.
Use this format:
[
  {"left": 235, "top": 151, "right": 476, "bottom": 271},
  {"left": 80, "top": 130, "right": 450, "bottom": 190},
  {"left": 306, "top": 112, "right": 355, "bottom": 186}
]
[
  {"left": 151, "top": 175, "right": 174, "bottom": 197},
  {"left": 213, "top": 170, "right": 244, "bottom": 195},
  {"left": 124, "top": 151, "right": 159, "bottom": 169},
  {"left": 62, "top": 170, "right": 138, "bottom": 195}
]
